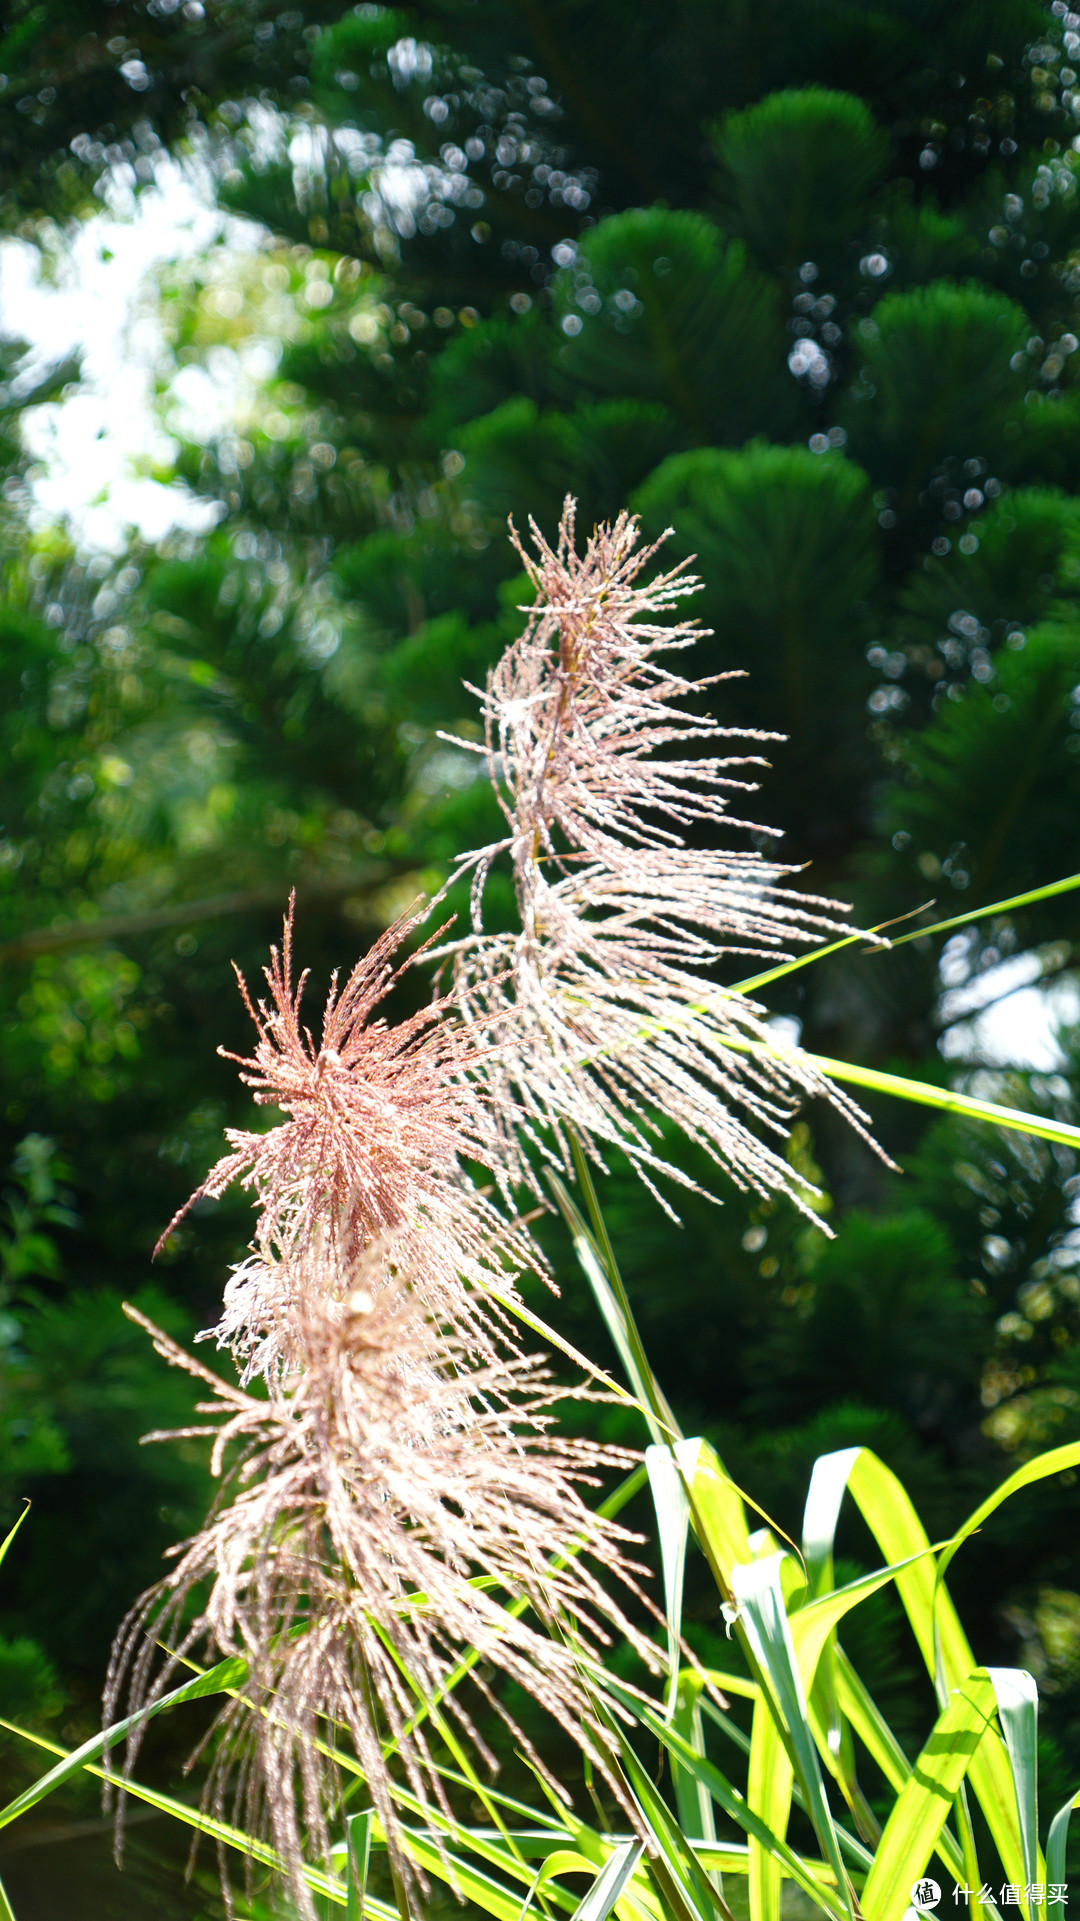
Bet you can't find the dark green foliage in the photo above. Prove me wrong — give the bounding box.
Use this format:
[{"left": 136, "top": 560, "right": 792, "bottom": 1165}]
[
  {"left": 884, "top": 622, "right": 1080, "bottom": 902},
  {"left": 556, "top": 212, "right": 798, "bottom": 444},
  {"left": 459, "top": 396, "right": 682, "bottom": 533},
  {"left": 841, "top": 283, "right": 1033, "bottom": 498},
  {"left": 744, "top": 1208, "right": 986, "bottom": 1431},
  {"left": 711, "top": 89, "right": 890, "bottom": 280}
]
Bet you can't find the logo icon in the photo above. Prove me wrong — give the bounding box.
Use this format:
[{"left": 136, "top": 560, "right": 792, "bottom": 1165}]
[{"left": 910, "top": 1882, "right": 941, "bottom": 1912}]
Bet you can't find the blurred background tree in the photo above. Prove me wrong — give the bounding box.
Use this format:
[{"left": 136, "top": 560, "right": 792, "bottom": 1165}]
[{"left": 6, "top": 0, "right": 1080, "bottom": 1894}]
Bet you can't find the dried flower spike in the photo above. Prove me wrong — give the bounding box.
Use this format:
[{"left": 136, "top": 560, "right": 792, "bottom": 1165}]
[
  {"left": 107, "top": 1249, "right": 657, "bottom": 1918},
  {"left": 442, "top": 498, "right": 880, "bottom": 1217},
  {"left": 163, "top": 893, "right": 535, "bottom": 1371}
]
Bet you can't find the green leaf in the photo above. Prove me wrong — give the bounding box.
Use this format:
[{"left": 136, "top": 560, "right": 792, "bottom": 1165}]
[
  {"left": 604, "top": 1682, "right": 848, "bottom": 1921},
  {"left": 347, "top": 1808, "right": 375, "bottom": 1921},
  {"left": 569, "top": 1841, "right": 646, "bottom": 1921},
  {"left": 0, "top": 1717, "right": 354, "bottom": 1909},
  {"left": 935, "top": 1443, "right": 1080, "bottom": 1596},
  {"left": 731, "top": 1554, "right": 855, "bottom": 1921},
  {"left": 985, "top": 1669, "right": 1042, "bottom": 1914},
  {"left": 802, "top": 1449, "right": 860, "bottom": 1600},
  {"left": 1045, "top": 1791, "right": 1079, "bottom": 1920},
  {"left": 0, "top": 1503, "right": 29, "bottom": 1577},
  {"left": 734, "top": 870, "right": 1080, "bottom": 996},
  {"left": 613, "top": 1726, "right": 728, "bottom": 1921},
  {"left": 646, "top": 1438, "right": 703, "bottom": 1712},
  {"left": 0, "top": 1653, "right": 247, "bottom": 1830},
  {"left": 672, "top": 1674, "right": 720, "bottom": 1863},
  {"left": 812, "top": 1449, "right": 1021, "bottom": 1892},
  {"left": 861, "top": 1673, "right": 999, "bottom": 1921}
]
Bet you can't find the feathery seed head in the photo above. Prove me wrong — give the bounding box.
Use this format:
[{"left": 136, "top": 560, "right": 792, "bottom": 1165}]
[
  {"left": 163, "top": 893, "right": 537, "bottom": 1370},
  {"left": 442, "top": 498, "right": 881, "bottom": 1217},
  {"left": 107, "top": 1248, "right": 657, "bottom": 1917}
]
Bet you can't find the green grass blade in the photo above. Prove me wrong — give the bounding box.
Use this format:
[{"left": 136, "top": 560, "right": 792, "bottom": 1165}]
[
  {"left": 399, "top": 1828, "right": 554, "bottom": 1921},
  {"left": 802, "top": 1451, "right": 861, "bottom": 1600},
  {"left": 0, "top": 1503, "right": 29, "bottom": 1577},
  {"left": 797, "top": 1051, "right": 1080, "bottom": 1152},
  {"left": 347, "top": 1809, "right": 375, "bottom": 1921},
  {"left": 512, "top": 1850, "right": 608, "bottom": 1921},
  {"left": 0, "top": 1654, "right": 247, "bottom": 1830},
  {"left": 604, "top": 1684, "right": 847, "bottom": 1921},
  {"left": 884, "top": 870, "right": 1080, "bottom": 951},
  {"left": 861, "top": 1673, "right": 999, "bottom": 1921},
  {"left": 549, "top": 1153, "right": 679, "bottom": 1444},
  {"left": 570, "top": 1841, "right": 646, "bottom": 1921},
  {"left": 613, "top": 1729, "right": 731, "bottom": 1921},
  {"left": 1045, "top": 1791, "right": 1079, "bottom": 1920},
  {"left": 935, "top": 1443, "right": 1080, "bottom": 1597},
  {"left": 733, "top": 870, "right": 1080, "bottom": 995},
  {"left": 0, "top": 1868, "right": 15, "bottom": 1921},
  {"left": 985, "top": 1669, "right": 1042, "bottom": 1914},
  {"left": 790, "top": 1549, "right": 944, "bottom": 1694},
  {"left": 646, "top": 1439, "right": 703, "bottom": 1713},
  {"left": 672, "top": 1676, "right": 719, "bottom": 1859},
  {"left": 819, "top": 1450, "right": 1019, "bottom": 1894},
  {"left": 730, "top": 1554, "right": 854, "bottom": 1921},
  {"left": 745, "top": 1673, "right": 792, "bottom": 1921},
  {"left": 0, "top": 1718, "right": 355, "bottom": 1909}
]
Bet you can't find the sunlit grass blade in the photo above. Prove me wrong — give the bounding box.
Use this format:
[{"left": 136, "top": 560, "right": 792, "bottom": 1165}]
[
  {"left": 809, "top": 1448, "right": 1017, "bottom": 1894},
  {"left": 745, "top": 1665, "right": 792, "bottom": 1921},
  {"left": 831, "top": 1648, "right": 967, "bottom": 1887},
  {"left": 0, "top": 1503, "right": 29, "bottom": 1578},
  {"left": 1045, "top": 1790, "right": 1079, "bottom": 1920},
  {"left": 0, "top": 1653, "right": 247, "bottom": 1830},
  {"left": 672, "top": 1675, "right": 719, "bottom": 1866},
  {"left": 346, "top": 1809, "right": 375, "bottom": 1921},
  {"left": 860, "top": 1672, "right": 999, "bottom": 1921},
  {"left": 985, "top": 1669, "right": 1043, "bottom": 1917},
  {"left": 612, "top": 1726, "right": 731, "bottom": 1921},
  {"left": 935, "top": 1442, "right": 1080, "bottom": 1596},
  {"left": 0, "top": 1717, "right": 356, "bottom": 1910},
  {"left": 733, "top": 869, "right": 1080, "bottom": 995},
  {"left": 603, "top": 1682, "right": 848, "bottom": 1921},
  {"left": 646, "top": 1439, "right": 703, "bottom": 1713},
  {"left": 796, "top": 1050, "right": 1080, "bottom": 1151},
  {"left": 731, "top": 1554, "right": 855, "bottom": 1921},
  {"left": 549, "top": 1146, "right": 679, "bottom": 1444},
  {"left": 884, "top": 869, "right": 1080, "bottom": 950},
  {"left": 802, "top": 1450, "right": 860, "bottom": 1601},
  {"left": 567, "top": 1840, "right": 646, "bottom": 1921},
  {"left": 513, "top": 1850, "right": 608, "bottom": 1921}
]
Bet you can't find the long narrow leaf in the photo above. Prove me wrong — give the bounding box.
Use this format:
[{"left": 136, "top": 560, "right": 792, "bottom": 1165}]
[
  {"left": 735, "top": 869, "right": 1080, "bottom": 995},
  {"left": 0, "top": 1655, "right": 247, "bottom": 1830},
  {"left": 861, "top": 1673, "right": 999, "bottom": 1921},
  {"left": 936, "top": 1444, "right": 1080, "bottom": 1596},
  {"left": 745, "top": 1669, "right": 792, "bottom": 1921},
  {"left": 571, "top": 1842, "right": 646, "bottom": 1921},
  {"left": 731, "top": 1555, "right": 854, "bottom": 1921},
  {"left": 986, "top": 1670, "right": 1042, "bottom": 1917},
  {"left": 672, "top": 1675, "right": 719, "bottom": 1863},
  {"left": 604, "top": 1681, "right": 848, "bottom": 1921},
  {"left": 818, "top": 1451, "right": 1021, "bottom": 1896},
  {"left": 347, "top": 1809, "right": 375, "bottom": 1921},
  {"left": 0, "top": 1717, "right": 355, "bottom": 1909},
  {"left": 646, "top": 1439, "right": 703, "bottom": 1713},
  {"left": 0, "top": 1504, "right": 29, "bottom": 1577},
  {"left": 1045, "top": 1791, "right": 1079, "bottom": 1920}
]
